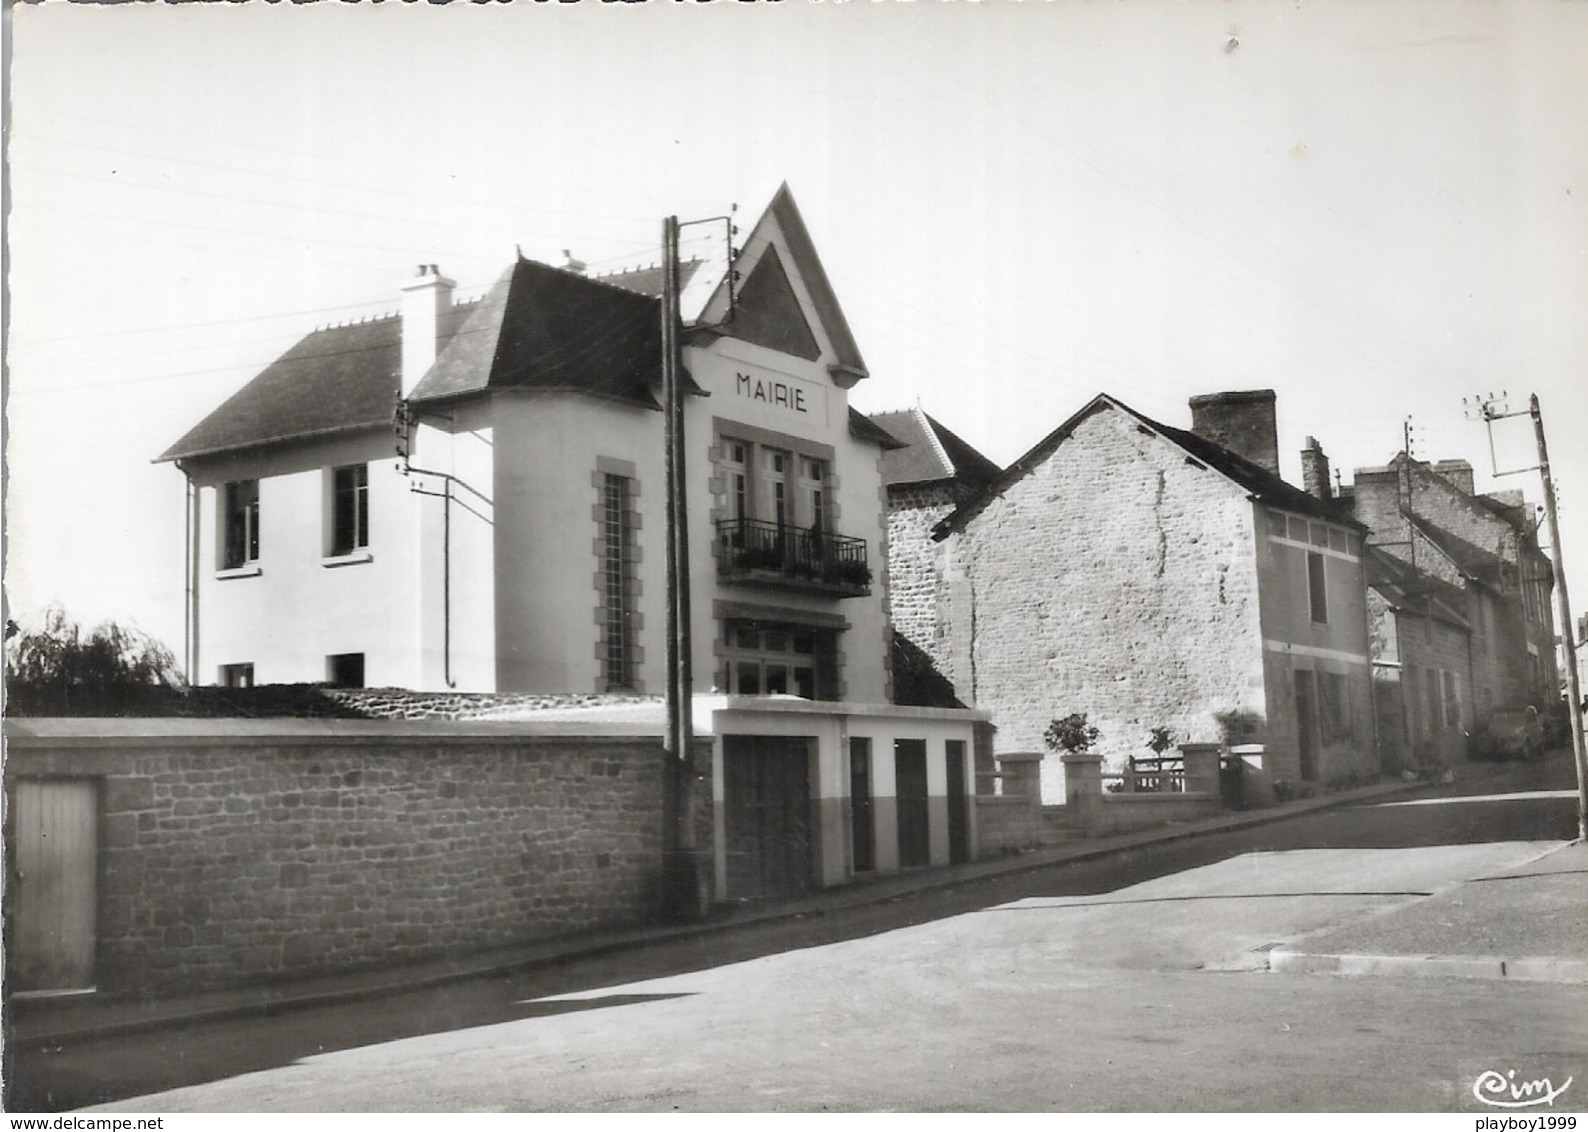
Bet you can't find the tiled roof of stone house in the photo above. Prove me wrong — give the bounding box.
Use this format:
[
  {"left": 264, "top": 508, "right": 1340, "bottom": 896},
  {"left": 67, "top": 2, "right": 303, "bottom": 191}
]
[
  {"left": 869, "top": 407, "right": 1002, "bottom": 490},
  {"left": 933, "top": 393, "right": 1367, "bottom": 540}
]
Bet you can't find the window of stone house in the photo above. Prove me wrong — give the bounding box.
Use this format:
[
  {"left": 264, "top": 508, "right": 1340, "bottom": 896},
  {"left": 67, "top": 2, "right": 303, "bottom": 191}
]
[
  {"left": 1307, "top": 552, "right": 1329, "bottom": 624},
  {"left": 330, "top": 464, "right": 369, "bottom": 556},
  {"left": 222, "top": 479, "right": 260, "bottom": 569}
]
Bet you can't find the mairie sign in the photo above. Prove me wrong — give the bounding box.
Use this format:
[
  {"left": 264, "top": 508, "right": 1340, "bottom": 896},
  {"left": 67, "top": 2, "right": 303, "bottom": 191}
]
[{"left": 735, "top": 370, "right": 810, "bottom": 414}]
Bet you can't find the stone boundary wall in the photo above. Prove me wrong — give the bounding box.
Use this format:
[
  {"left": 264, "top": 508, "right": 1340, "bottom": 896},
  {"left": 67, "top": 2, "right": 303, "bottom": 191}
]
[
  {"left": 5, "top": 721, "right": 709, "bottom": 997},
  {"left": 974, "top": 796, "right": 1044, "bottom": 855}
]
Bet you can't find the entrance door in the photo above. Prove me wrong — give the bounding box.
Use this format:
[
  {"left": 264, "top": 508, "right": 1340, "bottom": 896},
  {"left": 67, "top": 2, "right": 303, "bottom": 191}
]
[
  {"left": 723, "top": 736, "right": 813, "bottom": 900},
  {"left": 12, "top": 779, "right": 98, "bottom": 993},
  {"left": 945, "top": 740, "right": 969, "bottom": 865},
  {"left": 1294, "top": 670, "right": 1319, "bottom": 782},
  {"left": 850, "top": 738, "right": 875, "bottom": 873},
  {"left": 895, "top": 739, "right": 930, "bottom": 868}
]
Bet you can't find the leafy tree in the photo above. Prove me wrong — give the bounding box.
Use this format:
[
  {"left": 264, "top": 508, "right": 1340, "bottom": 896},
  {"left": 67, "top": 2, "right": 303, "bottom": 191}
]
[{"left": 5, "top": 607, "right": 184, "bottom": 716}]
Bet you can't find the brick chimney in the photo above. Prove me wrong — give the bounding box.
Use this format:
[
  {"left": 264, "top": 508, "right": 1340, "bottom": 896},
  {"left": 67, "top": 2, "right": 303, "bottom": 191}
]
[
  {"left": 1300, "top": 436, "right": 1332, "bottom": 500},
  {"left": 1188, "top": 390, "right": 1279, "bottom": 476},
  {"left": 401, "top": 263, "right": 455, "bottom": 398},
  {"left": 1433, "top": 459, "right": 1475, "bottom": 497}
]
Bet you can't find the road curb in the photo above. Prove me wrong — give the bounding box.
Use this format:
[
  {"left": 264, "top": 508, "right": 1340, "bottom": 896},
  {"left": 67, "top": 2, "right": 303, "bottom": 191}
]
[{"left": 1268, "top": 949, "right": 1588, "bottom": 983}]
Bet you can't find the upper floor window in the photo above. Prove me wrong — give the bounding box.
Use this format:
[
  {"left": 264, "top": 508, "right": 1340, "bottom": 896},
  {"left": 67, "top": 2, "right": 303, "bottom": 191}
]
[
  {"left": 330, "top": 464, "right": 370, "bottom": 555},
  {"left": 600, "top": 472, "right": 637, "bottom": 690},
  {"left": 223, "top": 479, "right": 260, "bottom": 569},
  {"left": 1307, "top": 551, "right": 1328, "bottom": 624}
]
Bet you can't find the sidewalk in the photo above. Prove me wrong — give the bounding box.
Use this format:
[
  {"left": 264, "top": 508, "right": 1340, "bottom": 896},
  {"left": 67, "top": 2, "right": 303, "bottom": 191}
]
[
  {"left": 9, "top": 758, "right": 1576, "bottom": 1044},
  {"left": 1268, "top": 836, "right": 1587, "bottom": 983}
]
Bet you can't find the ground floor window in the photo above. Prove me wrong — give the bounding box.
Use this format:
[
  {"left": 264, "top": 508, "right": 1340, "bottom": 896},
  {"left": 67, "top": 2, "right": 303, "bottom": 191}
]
[
  {"left": 326, "top": 652, "right": 365, "bottom": 688},
  {"left": 721, "top": 619, "right": 837, "bottom": 699}
]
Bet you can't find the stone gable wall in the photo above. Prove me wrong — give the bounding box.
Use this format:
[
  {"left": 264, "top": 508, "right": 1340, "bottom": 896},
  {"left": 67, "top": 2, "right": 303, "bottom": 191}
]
[
  {"left": 951, "top": 406, "right": 1267, "bottom": 803},
  {"left": 6, "top": 727, "right": 709, "bottom": 996}
]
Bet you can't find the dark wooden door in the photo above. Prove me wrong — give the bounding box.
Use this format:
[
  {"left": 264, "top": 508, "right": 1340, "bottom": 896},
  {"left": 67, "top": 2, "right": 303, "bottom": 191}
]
[
  {"left": 945, "top": 740, "right": 969, "bottom": 865},
  {"left": 850, "top": 738, "right": 875, "bottom": 873},
  {"left": 1294, "top": 670, "right": 1319, "bottom": 781},
  {"left": 895, "top": 739, "right": 930, "bottom": 868},
  {"left": 723, "top": 736, "right": 813, "bottom": 900},
  {"left": 12, "top": 779, "right": 98, "bottom": 993}
]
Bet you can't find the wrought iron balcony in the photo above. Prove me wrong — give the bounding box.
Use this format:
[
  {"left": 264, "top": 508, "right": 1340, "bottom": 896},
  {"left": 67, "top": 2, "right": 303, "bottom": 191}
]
[{"left": 715, "top": 518, "right": 872, "bottom": 597}]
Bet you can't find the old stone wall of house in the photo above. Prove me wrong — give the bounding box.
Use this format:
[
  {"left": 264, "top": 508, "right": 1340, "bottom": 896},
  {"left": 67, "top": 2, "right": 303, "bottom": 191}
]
[
  {"left": 1369, "top": 592, "right": 1474, "bottom": 770},
  {"left": 5, "top": 723, "right": 711, "bottom": 996},
  {"left": 951, "top": 404, "right": 1266, "bottom": 803},
  {"left": 886, "top": 484, "right": 963, "bottom": 681}
]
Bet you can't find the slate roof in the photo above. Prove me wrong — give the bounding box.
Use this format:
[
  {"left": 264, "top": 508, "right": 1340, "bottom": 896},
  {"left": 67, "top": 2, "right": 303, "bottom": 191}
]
[
  {"left": 1363, "top": 545, "right": 1471, "bottom": 630},
  {"left": 1403, "top": 511, "right": 1513, "bottom": 590},
  {"left": 158, "top": 259, "right": 704, "bottom": 463},
  {"left": 935, "top": 393, "right": 1366, "bottom": 540},
  {"left": 870, "top": 407, "right": 1001, "bottom": 489}
]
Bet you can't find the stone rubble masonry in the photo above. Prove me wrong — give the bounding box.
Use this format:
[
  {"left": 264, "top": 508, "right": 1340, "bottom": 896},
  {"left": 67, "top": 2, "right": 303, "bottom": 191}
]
[
  {"left": 885, "top": 483, "right": 966, "bottom": 678},
  {"left": 1187, "top": 390, "right": 1280, "bottom": 477},
  {"left": 5, "top": 722, "right": 711, "bottom": 996},
  {"left": 945, "top": 404, "right": 1268, "bottom": 802}
]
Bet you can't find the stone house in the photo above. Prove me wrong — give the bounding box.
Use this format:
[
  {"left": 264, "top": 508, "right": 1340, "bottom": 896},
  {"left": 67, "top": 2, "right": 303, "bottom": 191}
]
[
  {"left": 1345, "top": 454, "right": 1557, "bottom": 725},
  {"left": 151, "top": 184, "right": 985, "bottom": 903},
  {"left": 899, "top": 390, "right": 1378, "bottom": 803}
]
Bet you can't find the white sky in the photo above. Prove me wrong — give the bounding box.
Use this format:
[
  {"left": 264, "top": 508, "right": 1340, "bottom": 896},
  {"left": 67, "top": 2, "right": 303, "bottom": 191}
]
[{"left": 6, "top": 0, "right": 1587, "bottom": 672}]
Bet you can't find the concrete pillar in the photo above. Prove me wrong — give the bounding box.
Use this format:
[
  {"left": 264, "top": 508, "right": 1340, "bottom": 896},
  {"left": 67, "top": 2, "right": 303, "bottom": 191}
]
[
  {"left": 1180, "top": 742, "right": 1222, "bottom": 796},
  {"left": 996, "top": 751, "right": 1043, "bottom": 797},
  {"left": 1060, "top": 753, "right": 1103, "bottom": 807}
]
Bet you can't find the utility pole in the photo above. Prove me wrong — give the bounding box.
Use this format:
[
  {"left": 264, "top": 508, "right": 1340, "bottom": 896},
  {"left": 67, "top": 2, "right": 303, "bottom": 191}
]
[
  {"left": 660, "top": 215, "right": 698, "bottom": 917},
  {"left": 1468, "top": 392, "right": 1588, "bottom": 840}
]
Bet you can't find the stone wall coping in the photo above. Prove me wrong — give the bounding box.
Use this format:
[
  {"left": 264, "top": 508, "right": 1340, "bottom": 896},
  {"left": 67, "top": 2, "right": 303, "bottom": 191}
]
[
  {"left": 1058, "top": 753, "right": 1104, "bottom": 764},
  {"left": 1101, "top": 791, "right": 1218, "bottom": 805},
  {"left": 715, "top": 696, "right": 990, "bottom": 723},
  {"left": 994, "top": 751, "right": 1045, "bottom": 764},
  {"left": 3, "top": 717, "right": 690, "bottom": 749}
]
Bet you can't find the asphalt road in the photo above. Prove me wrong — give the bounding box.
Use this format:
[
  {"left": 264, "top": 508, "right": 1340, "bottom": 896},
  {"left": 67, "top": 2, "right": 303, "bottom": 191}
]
[{"left": 10, "top": 755, "right": 1582, "bottom": 1113}]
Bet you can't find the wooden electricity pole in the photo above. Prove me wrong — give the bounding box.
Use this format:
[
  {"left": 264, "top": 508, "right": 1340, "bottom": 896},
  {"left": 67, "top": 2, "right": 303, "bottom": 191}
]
[
  {"left": 661, "top": 215, "right": 699, "bottom": 916},
  {"left": 1470, "top": 391, "right": 1588, "bottom": 840},
  {"left": 1527, "top": 395, "right": 1588, "bottom": 841}
]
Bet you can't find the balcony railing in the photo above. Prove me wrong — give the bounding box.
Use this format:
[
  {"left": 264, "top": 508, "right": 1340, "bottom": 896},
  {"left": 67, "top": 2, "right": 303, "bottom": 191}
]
[{"left": 715, "top": 518, "right": 872, "bottom": 597}]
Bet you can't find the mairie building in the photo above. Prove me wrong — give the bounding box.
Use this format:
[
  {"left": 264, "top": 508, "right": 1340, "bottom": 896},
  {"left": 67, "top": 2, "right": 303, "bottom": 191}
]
[{"left": 157, "top": 184, "right": 986, "bottom": 902}]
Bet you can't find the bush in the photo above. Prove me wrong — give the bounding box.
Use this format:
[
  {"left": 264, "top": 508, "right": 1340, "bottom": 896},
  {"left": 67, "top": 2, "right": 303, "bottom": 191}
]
[
  {"left": 1044, "top": 712, "right": 1099, "bottom": 755},
  {"left": 5, "top": 607, "right": 184, "bottom": 716}
]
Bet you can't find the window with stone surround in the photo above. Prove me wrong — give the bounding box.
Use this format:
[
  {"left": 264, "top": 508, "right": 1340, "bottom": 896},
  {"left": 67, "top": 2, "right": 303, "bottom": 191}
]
[{"left": 599, "top": 471, "right": 638, "bottom": 691}]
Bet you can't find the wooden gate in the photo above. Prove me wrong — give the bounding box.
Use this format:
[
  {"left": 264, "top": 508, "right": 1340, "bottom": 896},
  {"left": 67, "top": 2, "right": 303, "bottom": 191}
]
[
  {"left": 11, "top": 779, "right": 98, "bottom": 993},
  {"left": 895, "top": 739, "right": 930, "bottom": 868},
  {"left": 723, "top": 736, "right": 813, "bottom": 900}
]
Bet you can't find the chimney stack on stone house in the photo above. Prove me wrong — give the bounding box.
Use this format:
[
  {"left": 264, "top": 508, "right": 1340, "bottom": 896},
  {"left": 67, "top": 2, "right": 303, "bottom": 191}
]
[
  {"left": 1188, "top": 389, "right": 1280, "bottom": 476},
  {"left": 401, "top": 263, "right": 456, "bottom": 397},
  {"left": 1300, "top": 436, "right": 1332, "bottom": 500},
  {"left": 1433, "top": 459, "right": 1476, "bottom": 496}
]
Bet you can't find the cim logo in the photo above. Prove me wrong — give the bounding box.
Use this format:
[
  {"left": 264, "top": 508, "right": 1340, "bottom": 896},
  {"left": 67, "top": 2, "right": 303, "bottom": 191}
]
[{"left": 1472, "top": 1068, "right": 1575, "bottom": 1109}]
